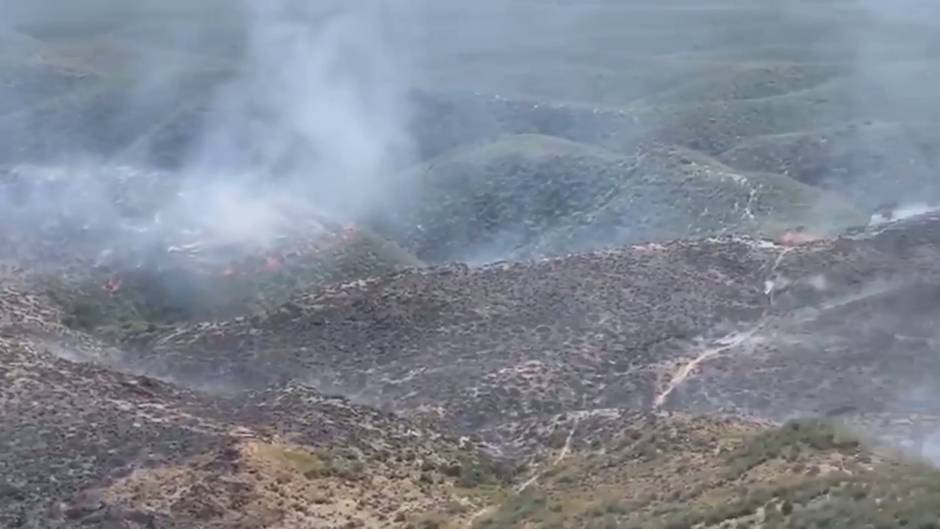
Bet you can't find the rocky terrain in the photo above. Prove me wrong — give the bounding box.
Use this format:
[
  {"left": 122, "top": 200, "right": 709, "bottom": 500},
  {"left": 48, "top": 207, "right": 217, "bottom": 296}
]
[{"left": 4, "top": 1, "right": 940, "bottom": 528}]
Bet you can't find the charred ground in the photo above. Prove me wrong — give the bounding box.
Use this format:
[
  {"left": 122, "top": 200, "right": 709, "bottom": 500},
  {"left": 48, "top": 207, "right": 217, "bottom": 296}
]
[{"left": 4, "top": 1, "right": 940, "bottom": 528}]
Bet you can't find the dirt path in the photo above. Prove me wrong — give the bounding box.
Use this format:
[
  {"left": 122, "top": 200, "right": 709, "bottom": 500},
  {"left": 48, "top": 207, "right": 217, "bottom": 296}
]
[
  {"left": 514, "top": 419, "right": 579, "bottom": 494},
  {"left": 653, "top": 326, "right": 763, "bottom": 408},
  {"left": 463, "top": 419, "right": 583, "bottom": 527},
  {"left": 469, "top": 244, "right": 797, "bottom": 525},
  {"left": 654, "top": 244, "right": 788, "bottom": 409}
]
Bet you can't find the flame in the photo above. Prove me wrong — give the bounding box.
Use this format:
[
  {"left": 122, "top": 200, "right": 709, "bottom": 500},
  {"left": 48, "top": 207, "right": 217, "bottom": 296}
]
[
  {"left": 102, "top": 275, "right": 122, "bottom": 294},
  {"left": 779, "top": 230, "right": 821, "bottom": 246},
  {"left": 264, "top": 255, "right": 284, "bottom": 271},
  {"left": 207, "top": 223, "right": 366, "bottom": 278}
]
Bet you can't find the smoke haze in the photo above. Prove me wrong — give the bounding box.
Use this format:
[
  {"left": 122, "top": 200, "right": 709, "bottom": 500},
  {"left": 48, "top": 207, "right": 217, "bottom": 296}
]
[
  {"left": 1, "top": 0, "right": 940, "bottom": 260},
  {"left": 2, "top": 0, "right": 940, "bottom": 473},
  {"left": 0, "top": 0, "right": 415, "bottom": 254}
]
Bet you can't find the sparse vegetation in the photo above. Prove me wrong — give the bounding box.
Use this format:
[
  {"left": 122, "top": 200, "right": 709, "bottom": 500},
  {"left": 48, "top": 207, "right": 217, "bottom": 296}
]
[
  {"left": 6, "top": 2, "right": 940, "bottom": 529},
  {"left": 457, "top": 418, "right": 940, "bottom": 529},
  {"left": 257, "top": 444, "right": 368, "bottom": 482},
  {"left": 473, "top": 490, "right": 550, "bottom": 529},
  {"left": 456, "top": 456, "right": 517, "bottom": 489},
  {"left": 725, "top": 419, "right": 861, "bottom": 478}
]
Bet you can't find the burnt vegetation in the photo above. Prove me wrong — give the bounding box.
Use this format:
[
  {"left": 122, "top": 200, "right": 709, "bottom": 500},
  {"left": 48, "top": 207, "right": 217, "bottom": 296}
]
[{"left": 3, "top": 1, "right": 940, "bottom": 528}]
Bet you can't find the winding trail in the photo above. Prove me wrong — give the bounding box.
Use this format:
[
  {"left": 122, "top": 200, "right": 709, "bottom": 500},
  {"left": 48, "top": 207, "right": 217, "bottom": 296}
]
[
  {"left": 654, "top": 244, "right": 792, "bottom": 409},
  {"left": 515, "top": 419, "right": 579, "bottom": 494},
  {"left": 653, "top": 326, "right": 763, "bottom": 408},
  {"left": 469, "top": 244, "right": 799, "bottom": 525},
  {"left": 464, "top": 417, "right": 583, "bottom": 526}
]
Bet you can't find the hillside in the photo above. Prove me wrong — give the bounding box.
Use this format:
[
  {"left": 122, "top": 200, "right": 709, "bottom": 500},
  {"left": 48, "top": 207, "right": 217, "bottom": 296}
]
[
  {"left": 0, "top": 282, "right": 505, "bottom": 528},
  {"left": 4, "top": 0, "right": 940, "bottom": 527},
  {"left": 377, "top": 134, "right": 864, "bottom": 262},
  {"left": 122, "top": 213, "right": 940, "bottom": 455},
  {"left": 6, "top": 290, "right": 940, "bottom": 529}
]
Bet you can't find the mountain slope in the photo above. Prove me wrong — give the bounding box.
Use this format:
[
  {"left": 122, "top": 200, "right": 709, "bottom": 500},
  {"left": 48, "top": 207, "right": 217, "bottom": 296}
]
[
  {"left": 0, "top": 284, "right": 500, "bottom": 529},
  {"left": 133, "top": 213, "right": 940, "bottom": 453},
  {"left": 377, "top": 134, "right": 864, "bottom": 262}
]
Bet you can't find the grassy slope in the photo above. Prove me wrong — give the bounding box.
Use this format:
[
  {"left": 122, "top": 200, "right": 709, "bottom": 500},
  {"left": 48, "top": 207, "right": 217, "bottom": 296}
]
[
  {"left": 382, "top": 134, "right": 865, "bottom": 262},
  {"left": 409, "top": 0, "right": 940, "bottom": 211},
  {"left": 68, "top": 411, "right": 940, "bottom": 529},
  {"left": 466, "top": 416, "right": 940, "bottom": 529}
]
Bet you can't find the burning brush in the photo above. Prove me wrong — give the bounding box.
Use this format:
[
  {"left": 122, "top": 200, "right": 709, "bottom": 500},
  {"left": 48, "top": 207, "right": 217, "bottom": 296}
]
[
  {"left": 214, "top": 225, "right": 363, "bottom": 279},
  {"left": 778, "top": 226, "right": 822, "bottom": 246},
  {"left": 101, "top": 274, "right": 122, "bottom": 295}
]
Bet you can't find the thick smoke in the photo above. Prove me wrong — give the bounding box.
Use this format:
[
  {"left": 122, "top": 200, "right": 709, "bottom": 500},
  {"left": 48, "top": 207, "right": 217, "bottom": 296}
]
[
  {"left": 0, "top": 0, "right": 415, "bottom": 257},
  {"left": 181, "top": 0, "right": 415, "bottom": 237}
]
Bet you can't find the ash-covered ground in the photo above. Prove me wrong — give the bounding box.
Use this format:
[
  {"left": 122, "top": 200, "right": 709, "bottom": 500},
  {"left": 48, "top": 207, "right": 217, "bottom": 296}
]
[{"left": 4, "top": 1, "right": 940, "bottom": 528}]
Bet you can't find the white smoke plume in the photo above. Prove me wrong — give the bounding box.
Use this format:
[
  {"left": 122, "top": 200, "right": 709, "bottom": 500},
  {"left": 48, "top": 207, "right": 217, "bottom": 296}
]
[
  {"left": 0, "top": 0, "right": 416, "bottom": 255},
  {"left": 182, "top": 0, "right": 415, "bottom": 232}
]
